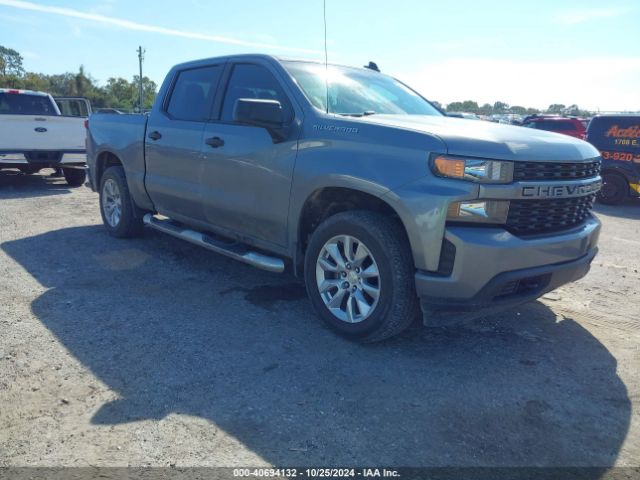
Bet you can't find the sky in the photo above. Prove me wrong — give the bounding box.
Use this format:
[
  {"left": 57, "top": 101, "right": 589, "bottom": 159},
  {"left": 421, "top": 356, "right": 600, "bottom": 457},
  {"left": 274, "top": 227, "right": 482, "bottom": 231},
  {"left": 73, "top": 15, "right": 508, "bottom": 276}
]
[{"left": 1, "top": 0, "right": 639, "bottom": 111}]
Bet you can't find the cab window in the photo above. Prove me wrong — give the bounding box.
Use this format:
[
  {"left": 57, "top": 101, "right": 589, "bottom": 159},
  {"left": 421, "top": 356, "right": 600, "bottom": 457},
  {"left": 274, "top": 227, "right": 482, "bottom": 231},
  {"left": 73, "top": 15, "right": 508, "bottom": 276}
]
[
  {"left": 166, "top": 65, "right": 222, "bottom": 121},
  {"left": 0, "top": 93, "right": 56, "bottom": 115},
  {"left": 221, "top": 64, "right": 293, "bottom": 124}
]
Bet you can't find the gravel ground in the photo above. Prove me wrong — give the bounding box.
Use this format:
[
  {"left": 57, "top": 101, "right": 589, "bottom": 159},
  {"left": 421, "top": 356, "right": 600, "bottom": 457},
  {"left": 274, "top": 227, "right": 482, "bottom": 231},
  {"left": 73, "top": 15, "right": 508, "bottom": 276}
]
[{"left": 0, "top": 169, "right": 639, "bottom": 470}]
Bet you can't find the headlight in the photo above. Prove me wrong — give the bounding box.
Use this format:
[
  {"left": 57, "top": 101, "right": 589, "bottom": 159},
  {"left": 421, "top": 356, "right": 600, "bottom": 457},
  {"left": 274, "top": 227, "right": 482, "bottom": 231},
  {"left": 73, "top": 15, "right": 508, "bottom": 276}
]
[
  {"left": 447, "top": 200, "right": 510, "bottom": 223},
  {"left": 432, "top": 155, "right": 513, "bottom": 183}
]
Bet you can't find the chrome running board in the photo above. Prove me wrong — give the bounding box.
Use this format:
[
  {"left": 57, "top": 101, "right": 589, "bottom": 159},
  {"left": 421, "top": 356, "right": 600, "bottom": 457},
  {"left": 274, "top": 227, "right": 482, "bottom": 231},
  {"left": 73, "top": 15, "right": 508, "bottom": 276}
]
[{"left": 143, "top": 214, "right": 285, "bottom": 273}]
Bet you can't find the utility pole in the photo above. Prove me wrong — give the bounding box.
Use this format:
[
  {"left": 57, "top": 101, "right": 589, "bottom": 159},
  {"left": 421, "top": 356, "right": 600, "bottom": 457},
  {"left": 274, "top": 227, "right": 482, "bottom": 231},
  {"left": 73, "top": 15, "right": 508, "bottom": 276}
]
[{"left": 137, "top": 46, "right": 145, "bottom": 113}]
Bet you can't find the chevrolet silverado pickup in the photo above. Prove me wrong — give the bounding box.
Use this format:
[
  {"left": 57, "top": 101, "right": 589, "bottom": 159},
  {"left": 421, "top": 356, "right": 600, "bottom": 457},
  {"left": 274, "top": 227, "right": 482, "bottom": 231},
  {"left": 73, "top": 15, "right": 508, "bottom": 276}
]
[
  {"left": 0, "top": 88, "right": 87, "bottom": 186},
  {"left": 86, "top": 54, "right": 602, "bottom": 342}
]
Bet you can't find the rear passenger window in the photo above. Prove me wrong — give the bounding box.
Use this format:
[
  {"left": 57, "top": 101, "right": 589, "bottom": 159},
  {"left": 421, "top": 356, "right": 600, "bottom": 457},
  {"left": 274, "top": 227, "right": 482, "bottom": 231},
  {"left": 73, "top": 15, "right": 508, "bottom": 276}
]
[
  {"left": 166, "top": 66, "right": 222, "bottom": 121},
  {"left": 221, "top": 64, "right": 293, "bottom": 123}
]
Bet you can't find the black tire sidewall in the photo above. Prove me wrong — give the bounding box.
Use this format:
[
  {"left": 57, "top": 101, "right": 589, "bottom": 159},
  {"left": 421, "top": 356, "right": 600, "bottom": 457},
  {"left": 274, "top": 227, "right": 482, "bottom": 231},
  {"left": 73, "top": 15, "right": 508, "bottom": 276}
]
[
  {"left": 598, "top": 173, "right": 628, "bottom": 205},
  {"left": 304, "top": 214, "right": 402, "bottom": 340},
  {"left": 99, "top": 166, "right": 142, "bottom": 237},
  {"left": 62, "top": 168, "right": 86, "bottom": 187},
  {"left": 19, "top": 166, "right": 40, "bottom": 175}
]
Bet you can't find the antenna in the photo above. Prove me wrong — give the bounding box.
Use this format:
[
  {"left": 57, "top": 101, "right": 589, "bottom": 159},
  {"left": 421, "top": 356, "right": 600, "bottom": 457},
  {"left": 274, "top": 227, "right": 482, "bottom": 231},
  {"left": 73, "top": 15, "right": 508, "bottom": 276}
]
[{"left": 323, "top": 0, "right": 329, "bottom": 114}]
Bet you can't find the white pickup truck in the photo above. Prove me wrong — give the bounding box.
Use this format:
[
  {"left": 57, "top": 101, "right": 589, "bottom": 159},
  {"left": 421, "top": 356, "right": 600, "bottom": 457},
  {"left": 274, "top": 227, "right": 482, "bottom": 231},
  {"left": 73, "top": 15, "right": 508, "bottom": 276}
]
[{"left": 0, "top": 88, "right": 87, "bottom": 186}]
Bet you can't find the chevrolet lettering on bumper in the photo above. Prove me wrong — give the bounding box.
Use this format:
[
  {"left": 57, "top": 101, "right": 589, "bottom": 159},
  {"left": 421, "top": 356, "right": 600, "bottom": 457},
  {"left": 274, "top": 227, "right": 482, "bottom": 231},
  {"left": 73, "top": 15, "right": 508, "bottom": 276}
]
[{"left": 521, "top": 180, "right": 602, "bottom": 198}]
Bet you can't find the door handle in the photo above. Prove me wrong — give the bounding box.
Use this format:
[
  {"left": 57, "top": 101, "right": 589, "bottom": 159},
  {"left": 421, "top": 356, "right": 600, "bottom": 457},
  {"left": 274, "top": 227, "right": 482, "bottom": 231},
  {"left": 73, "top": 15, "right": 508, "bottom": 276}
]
[
  {"left": 205, "top": 136, "right": 225, "bottom": 148},
  {"left": 148, "top": 130, "right": 162, "bottom": 141}
]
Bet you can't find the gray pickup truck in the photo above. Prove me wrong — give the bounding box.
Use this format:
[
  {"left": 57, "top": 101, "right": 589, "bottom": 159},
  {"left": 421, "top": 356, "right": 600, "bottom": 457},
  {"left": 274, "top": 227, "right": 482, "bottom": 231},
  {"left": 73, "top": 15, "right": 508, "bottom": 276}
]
[{"left": 87, "top": 54, "right": 602, "bottom": 342}]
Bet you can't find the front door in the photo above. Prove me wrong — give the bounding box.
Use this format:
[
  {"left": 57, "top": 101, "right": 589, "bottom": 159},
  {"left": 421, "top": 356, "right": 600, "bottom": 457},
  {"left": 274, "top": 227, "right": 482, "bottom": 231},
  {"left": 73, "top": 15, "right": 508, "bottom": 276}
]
[{"left": 200, "top": 62, "right": 299, "bottom": 247}]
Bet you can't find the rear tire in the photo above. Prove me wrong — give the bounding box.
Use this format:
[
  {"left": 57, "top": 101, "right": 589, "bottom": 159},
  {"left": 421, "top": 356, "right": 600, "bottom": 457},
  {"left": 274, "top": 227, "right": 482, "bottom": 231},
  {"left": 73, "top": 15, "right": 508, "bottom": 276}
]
[
  {"left": 99, "top": 166, "right": 144, "bottom": 238},
  {"left": 19, "top": 166, "right": 41, "bottom": 175},
  {"left": 597, "top": 173, "right": 628, "bottom": 205},
  {"left": 304, "top": 211, "right": 419, "bottom": 342},
  {"left": 63, "top": 168, "right": 86, "bottom": 187}
]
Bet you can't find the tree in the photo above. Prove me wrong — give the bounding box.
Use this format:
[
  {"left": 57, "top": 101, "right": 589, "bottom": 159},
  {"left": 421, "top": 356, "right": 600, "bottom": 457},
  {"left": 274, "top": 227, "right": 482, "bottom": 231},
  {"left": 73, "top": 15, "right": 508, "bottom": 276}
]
[
  {"left": 493, "top": 101, "right": 509, "bottom": 114},
  {"left": 0, "top": 45, "right": 24, "bottom": 77},
  {"left": 546, "top": 104, "right": 566, "bottom": 114},
  {"left": 446, "top": 100, "right": 479, "bottom": 113},
  {"left": 74, "top": 65, "right": 93, "bottom": 97},
  {"left": 132, "top": 75, "right": 158, "bottom": 110},
  {"left": 0, "top": 46, "right": 157, "bottom": 111},
  {"left": 478, "top": 103, "right": 493, "bottom": 115},
  {"left": 104, "top": 77, "right": 137, "bottom": 110},
  {"left": 460, "top": 100, "right": 479, "bottom": 113},
  {"left": 509, "top": 105, "right": 526, "bottom": 115},
  {"left": 21, "top": 72, "right": 49, "bottom": 92},
  {"left": 562, "top": 104, "right": 591, "bottom": 116}
]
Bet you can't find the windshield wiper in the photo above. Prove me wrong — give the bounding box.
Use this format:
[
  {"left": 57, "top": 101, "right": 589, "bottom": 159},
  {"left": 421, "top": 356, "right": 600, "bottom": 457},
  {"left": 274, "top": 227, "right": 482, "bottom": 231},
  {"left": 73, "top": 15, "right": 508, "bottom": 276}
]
[{"left": 337, "top": 111, "right": 376, "bottom": 117}]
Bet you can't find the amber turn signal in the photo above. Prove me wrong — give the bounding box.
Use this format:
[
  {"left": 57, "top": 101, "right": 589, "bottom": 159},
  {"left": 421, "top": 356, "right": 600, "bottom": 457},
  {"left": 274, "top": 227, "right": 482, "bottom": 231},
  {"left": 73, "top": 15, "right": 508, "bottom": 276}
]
[{"left": 433, "top": 156, "right": 465, "bottom": 179}]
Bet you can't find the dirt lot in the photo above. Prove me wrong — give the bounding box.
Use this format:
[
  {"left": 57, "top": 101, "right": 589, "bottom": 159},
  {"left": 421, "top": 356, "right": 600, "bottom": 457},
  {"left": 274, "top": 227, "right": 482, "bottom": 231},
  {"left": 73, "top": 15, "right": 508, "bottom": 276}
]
[{"left": 1, "top": 169, "right": 639, "bottom": 470}]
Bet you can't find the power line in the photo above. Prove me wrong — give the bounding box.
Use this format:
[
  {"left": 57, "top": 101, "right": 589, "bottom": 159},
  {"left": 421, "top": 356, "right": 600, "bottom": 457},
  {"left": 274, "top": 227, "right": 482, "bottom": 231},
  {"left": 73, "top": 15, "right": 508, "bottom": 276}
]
[{"left": 137, "top": 46, "right": 145, "bottom": 113}]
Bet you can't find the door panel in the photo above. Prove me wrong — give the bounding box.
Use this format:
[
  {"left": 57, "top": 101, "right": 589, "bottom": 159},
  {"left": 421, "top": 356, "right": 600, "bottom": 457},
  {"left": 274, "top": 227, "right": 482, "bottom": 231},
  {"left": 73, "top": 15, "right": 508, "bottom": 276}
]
[
  {"left": 144, "top": 116, "right": 206, "bottom": 220},
  {"left": 200, "top": 123, "right": 297, "bottom": 246},
  {"left": 198, "top": 62, "right": 299, "bottom": 247},
  {"left": 143, "top": 64, "right": 223, "bottom": 221}
]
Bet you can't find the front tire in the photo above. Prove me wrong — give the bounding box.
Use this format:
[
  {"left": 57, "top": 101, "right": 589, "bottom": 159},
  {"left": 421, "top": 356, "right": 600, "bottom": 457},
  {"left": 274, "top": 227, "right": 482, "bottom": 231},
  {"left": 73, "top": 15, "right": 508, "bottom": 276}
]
[
  {"left": 63, "top": 167, "right": 86, "bottom": 187},
  {"left": 99, "top": 166, "right": 143, "bottom": 238},
  {"left": 304, "top": 211, "right": 419, "bottom": 342},
  {"left": 597, "top": 173, "right": 628, "bottom": 205}
]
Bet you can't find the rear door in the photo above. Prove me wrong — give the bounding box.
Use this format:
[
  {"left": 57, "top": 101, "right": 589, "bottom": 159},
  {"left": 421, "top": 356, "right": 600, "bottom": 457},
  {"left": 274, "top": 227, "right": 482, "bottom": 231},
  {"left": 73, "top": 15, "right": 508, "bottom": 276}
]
[
  {"left": 144, "top": 64, "right": 224, "bottom": 221},
  {"left": 199, "top": 61, "right": 300, "bottom": 247}
]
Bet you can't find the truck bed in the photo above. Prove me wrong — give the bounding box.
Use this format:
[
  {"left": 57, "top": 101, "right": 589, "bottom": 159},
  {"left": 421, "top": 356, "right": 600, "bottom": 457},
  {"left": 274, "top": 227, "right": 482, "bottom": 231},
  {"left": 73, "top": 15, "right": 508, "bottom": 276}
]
[{"left": 86, "top": 113, "right": 148, "bottom": 198}]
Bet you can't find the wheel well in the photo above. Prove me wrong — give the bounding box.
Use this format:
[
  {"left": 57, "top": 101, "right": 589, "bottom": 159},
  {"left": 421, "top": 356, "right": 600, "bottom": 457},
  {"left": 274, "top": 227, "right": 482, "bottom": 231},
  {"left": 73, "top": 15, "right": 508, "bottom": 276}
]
[
  {"left": 96, "top": 152, "right": 122, "bottom": 187},
  {"left": 298, "top": 187, "right": 407, "bottom": 256}
]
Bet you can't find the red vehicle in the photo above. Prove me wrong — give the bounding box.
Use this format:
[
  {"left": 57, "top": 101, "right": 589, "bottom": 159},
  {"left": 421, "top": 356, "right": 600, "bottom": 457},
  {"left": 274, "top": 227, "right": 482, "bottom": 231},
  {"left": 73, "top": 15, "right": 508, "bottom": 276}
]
[{"left": 523, "top": 116, "right": 586, "bottom": 139}]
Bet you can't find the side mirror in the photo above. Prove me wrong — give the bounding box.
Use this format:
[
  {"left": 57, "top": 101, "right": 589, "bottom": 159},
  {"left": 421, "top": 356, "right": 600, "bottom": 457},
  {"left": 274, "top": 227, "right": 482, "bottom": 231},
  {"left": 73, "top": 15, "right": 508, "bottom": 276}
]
[{"left": 233, "top": 98, "right": 284, "bottom": 129}]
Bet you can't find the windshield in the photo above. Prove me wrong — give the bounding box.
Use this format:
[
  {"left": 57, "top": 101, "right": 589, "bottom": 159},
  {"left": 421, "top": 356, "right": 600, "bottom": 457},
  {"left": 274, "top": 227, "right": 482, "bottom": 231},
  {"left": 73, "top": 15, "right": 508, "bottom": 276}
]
[
  {"left": 284, "top": 62, "right": 441, "bottom": 117},
  {"left": 0, "top": 93, "right": 57, "bottom": 115}
]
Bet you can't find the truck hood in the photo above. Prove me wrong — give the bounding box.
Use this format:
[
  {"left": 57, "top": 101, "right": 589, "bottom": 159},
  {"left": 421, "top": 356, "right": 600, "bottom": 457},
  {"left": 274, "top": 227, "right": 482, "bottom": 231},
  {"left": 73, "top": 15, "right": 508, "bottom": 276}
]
[{"left": 358, "top": 114, "right": 600, "bottom": 162}]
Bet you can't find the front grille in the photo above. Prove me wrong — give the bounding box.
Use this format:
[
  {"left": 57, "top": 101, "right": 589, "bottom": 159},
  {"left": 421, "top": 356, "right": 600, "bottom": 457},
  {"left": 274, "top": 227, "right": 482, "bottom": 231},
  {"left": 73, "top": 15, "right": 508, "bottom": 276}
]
[
  {"left": 506, "top": 194, "right": 596, "bottom": 235},
  {"left": 513, "top": 160, "right": 600, "bottom": 181}
]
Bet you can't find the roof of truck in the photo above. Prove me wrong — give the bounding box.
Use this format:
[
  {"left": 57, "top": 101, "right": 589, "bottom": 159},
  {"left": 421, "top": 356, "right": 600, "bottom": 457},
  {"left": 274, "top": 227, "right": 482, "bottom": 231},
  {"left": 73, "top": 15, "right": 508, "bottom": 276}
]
[{"left": 172, "top": 54, "right": 371, "bottom": 72}]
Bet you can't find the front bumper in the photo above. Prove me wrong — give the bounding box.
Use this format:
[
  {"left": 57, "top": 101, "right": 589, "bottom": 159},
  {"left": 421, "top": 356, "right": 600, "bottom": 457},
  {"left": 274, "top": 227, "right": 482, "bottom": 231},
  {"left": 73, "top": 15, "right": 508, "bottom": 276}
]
[{"left": 416, "top": 215, "right": 600, "bottom": 308}]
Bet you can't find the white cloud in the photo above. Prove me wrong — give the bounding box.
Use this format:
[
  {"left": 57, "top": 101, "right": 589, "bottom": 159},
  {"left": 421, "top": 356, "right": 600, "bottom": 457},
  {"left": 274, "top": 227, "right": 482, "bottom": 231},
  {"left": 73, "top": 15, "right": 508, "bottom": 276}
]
[
  {"left": 398, "top": 57, "right": 640, "bottom": 112},
  {"left": 0, "top": 0, "right": 321, "bottom": 55},
  {"left": 553, "top": 7, "right": 629, "bottom": 25}
]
